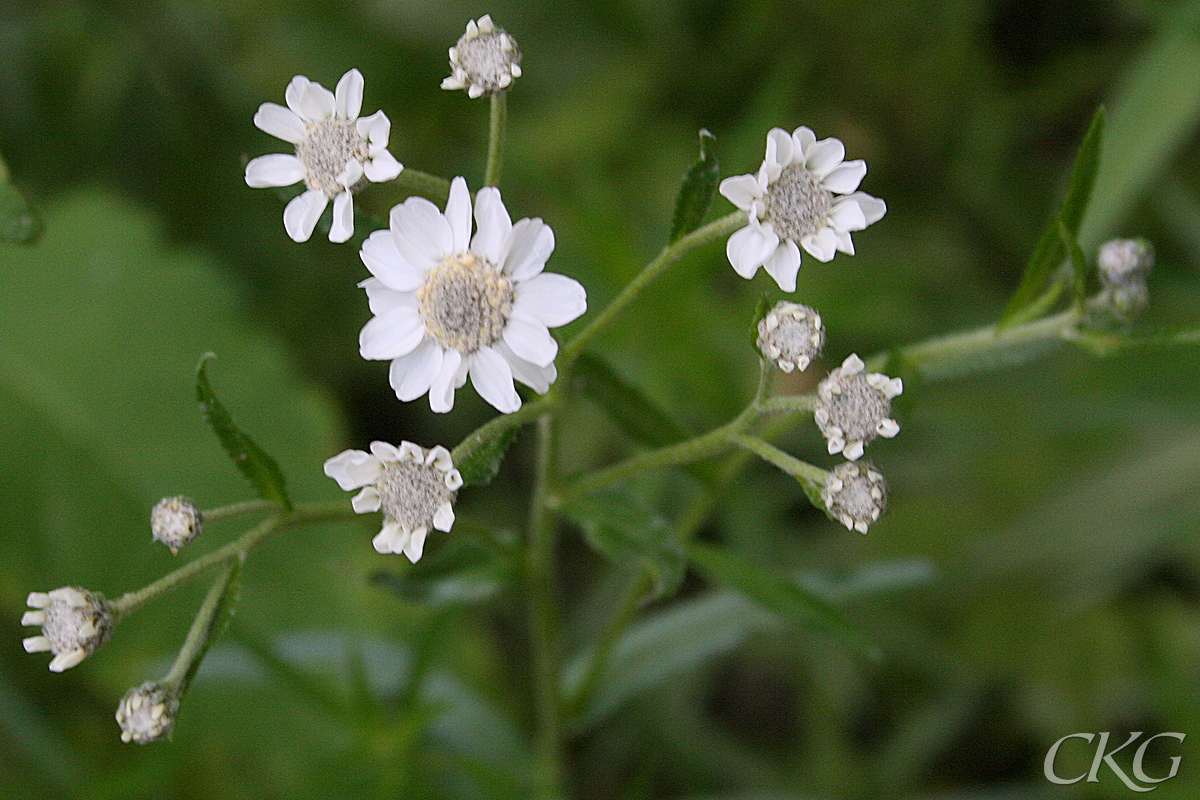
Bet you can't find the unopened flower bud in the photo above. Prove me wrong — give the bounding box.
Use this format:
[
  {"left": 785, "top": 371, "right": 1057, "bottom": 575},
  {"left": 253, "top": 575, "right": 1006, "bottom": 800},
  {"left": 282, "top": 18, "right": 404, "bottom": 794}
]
[
  {"left": 757, "top": 301, "right": 825, "bottom": 372},
  {"left": 441, "top": 15, "right": 522, "bottom": 98},
  {"left": 151, "top": 496, "right": 203, "bottom": 554},
  {"left": 1098, "top": 238, "right": 1154, "bottom": 285},
  {"left": 116, "top": 681, "right": 180, "bottom": 744},
  {"left": 22, "top": 587, "right": 115, "bottom": 672},
  {"left": 814, "top": 354, "right": 902, "bottom": 460},
  {"left": 822, "top": 461, "right": 887, "bottom": 533}
]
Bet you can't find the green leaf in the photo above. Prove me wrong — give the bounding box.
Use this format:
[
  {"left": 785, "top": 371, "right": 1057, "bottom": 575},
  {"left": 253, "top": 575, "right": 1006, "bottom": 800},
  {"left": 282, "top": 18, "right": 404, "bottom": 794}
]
[
  {"left": 369, "top": 529, "right": 517, "bottom": 607},
  {"left": 196, "top": 353, "right": 292, "bottom": 510},
  {"left": 564, "top": 489, "right": 687, "bottom": 598},
  {"left": 999, "top": 107, "right": 1104, "bottom": 328},
  {"left": 573, "top": 353, "right": 690, "bottom": 450},
  {"left": 455, "top": 424, "right": 518, "bottom": 487},
  {"left": 669, "top": 129, "right": 720, "bottom": 243},
  {"left": 180, "top": 559, "right": 243, "bottom": 692},
  {"left": 0, "top": 180, "right": 43, "bottom": 245},
  {"left": 688, "top": 542, "right": 882, "bottom": 661},
  {"left": 1060, "top": 220, "right": 1089, "bottom": 311}
]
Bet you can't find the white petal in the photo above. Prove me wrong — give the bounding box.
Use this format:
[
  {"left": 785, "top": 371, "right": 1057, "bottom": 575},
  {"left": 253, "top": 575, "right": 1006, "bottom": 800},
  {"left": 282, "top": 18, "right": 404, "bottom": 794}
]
[
  {"left": 245, "top": 153, "right": 305, "bottom": 188},
  {"left": 426, "top": 445, "right": 453, "bottom": 470},
  {"left": 323, "top": 449, "right": 381, "bottom": 490},
  {"left": 821, "top": 160, "right": 866, "bottom": 194},
  {"left": 403, "top": 527, "right": 428, "bottom": 562},
  {"left": 21, "top": 610, "right": 45, "bottom": 626},
  {"left": 726, "top": 224, "right": 778, "bottom": 279},
  {"left": 433, "top": 502, "right": 455, "bottom": 532},
  {"left": 361, "top": 229, "right": 424, "bottom": 292},
  {"left": 23, "top": 635, "right": 51, "bottom": 653},
  {"left": 841, "top": 354, "right": 865, "bottom": 373},
  {"left": 765, "top": 127, "right": 794, "bottom": 170},
  {"left": 445, "top": 176, "right": 473, "bottom": 253},
  {"left": 253, "top": 103, "right": 307, "bottom": 143},
  {"left": 801, "top": 227, "right": 838, "bottom": 262},
  {"left": 843, "top": 440, "right": 866, "bottom": 461},
  {"left": 365, "top": 150, "right": 403, "bottom": 182},
  {"left": 761, "top": 240, "right": 802, "bottom": 293},
  {"left": 49, "top": 650, "right": 87, "bottom": 672},
  {"left": 511, "top": 272, "right": 587, "bottom": 328},
  {"left": 845, "top": 192, "right": 886, "bottom": 225},
  {"left": 429, "top": 348, "right": 463, "bottom": 413},
  {"left": 718, "top": 174, "right": 763, "bottom": 210},
  {"left": 471, "top": 187, "right": 512, "bottom": 263},
  {"left": 829, "top": 198, "right": 867, "bottom": 232},
  {"left": 360, "top": 278, "right": 416, "bottom": 317},
  {"left": 503, "top": 218, "right": 555, "bottom": 281},
  {"left": 468, "top": 84, "right": 485, "bottom": 99},
  {"left": 834, "top": 230, "right": 856, "bottom": 255},
  {"left": 26, "top": 592, "right": 50, "bottom": 608},
  {"left": 283, "top": 190, "right": 328, "bottom": 243},
  {"left": 297, "top": 79, "right": 335, "bottom": 121},
  {"left": 336, "top": 160, "right": 364, "bottom": 191},
  {"left": 335, "top": 68, "right": 364, "bottom": 120},
  {"left": 441, "top": 76, "right": 465, "bottom": 90},
  {"left": 469, "top": 346, "right": 522, "bottom": 413},
  {"left": 877, "top": 418, "right": 901, "bottom": 438},
  {"left": 503, "top": 315, "right": 558, "bottom": 366},
  {"left": 356, "top": 110, "right": 391, "bottom": 145},
  {"left": 373, "top": 523, "right": 405, "bottom": 555},
  {"left": 792, "top": 126, "right": 817, "bottom": 154},
  {"left": 329, "top": 191, "right": 354, "bottom": 243},
  {"left": 359, "top": 306, "right": 425, "bottom": 360},
  {"left": 389, "top": 340, "right": 444, "bottom": 402},
  {"left": 351, "top": 486, "right": 382, "bottom": 513},
  {"left": 392, "top": 197, "right": 453, "bottom": 271},
  {"left": 496, "top": 341, "right": 557, "bottom": 394},
  {"left": 285, "top": 75, "right": 313, "bottom": 117},
  {"left": 805, "top": 137, "right": 845, "bottom": 178}
]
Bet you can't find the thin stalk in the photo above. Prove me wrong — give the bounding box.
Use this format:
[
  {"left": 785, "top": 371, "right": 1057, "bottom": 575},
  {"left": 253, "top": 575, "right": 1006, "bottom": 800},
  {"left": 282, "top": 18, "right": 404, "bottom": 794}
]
[
  {"left": 728, "top": 433, "right": 829, "bottom": 486},
  {"left": 163, "top": 560, "right": 239, "bottom": 690},
  {"left": 451, "top": 392, "right": 558, "bottom": 466},
  {"left": 201, "top": 498, "right": 281, "bottom": 524},
  {"left": 484, "top": 92, "right": 508, "bottom": 188},
  {"left": 393, "top": 168, "right": 452, "bottom": 205}
]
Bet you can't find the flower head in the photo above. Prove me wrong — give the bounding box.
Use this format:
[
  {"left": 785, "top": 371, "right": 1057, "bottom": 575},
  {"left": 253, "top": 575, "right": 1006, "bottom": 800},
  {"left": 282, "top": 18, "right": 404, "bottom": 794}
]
[
  {"left": 757, "top": 301, "right": 825, "bottom": 372},
  {"left": 441, "top": 15, "right": 522, "bottom": 98},
  {"left": 324, "top": 441, "right": 464, "bottom": 562},
  {"left": 719, "top": 126, "right": 886, "bottom": 291},
  {"left": 822, "top": 461, "right": 887, "bottom": 533},
  {"left": 246, "top": 68, "right": 403, "bottom": 243},
  {"left": 1098, "top": 238, "right": 1154, "bottom": 284},
  {"left": 116, "top": 681, "right": 180, "bottom": 744},
  {"left": 22, "top": 587, "right": 115, "bottom": 672},
  {"left": 151, "top": 496, "right": 202, "bottom": 554},
  {"left": 358, "top": 176, "right": 586, "bottom": 413},
  {"left": 814, "top": 354, "right": 902, "bottom": 461}
]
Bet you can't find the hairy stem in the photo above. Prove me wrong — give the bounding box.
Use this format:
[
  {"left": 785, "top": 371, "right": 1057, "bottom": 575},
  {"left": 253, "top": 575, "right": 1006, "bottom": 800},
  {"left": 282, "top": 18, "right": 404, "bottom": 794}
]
[{"left": 484, "top": 92, "right": 508, "bottom": 187}]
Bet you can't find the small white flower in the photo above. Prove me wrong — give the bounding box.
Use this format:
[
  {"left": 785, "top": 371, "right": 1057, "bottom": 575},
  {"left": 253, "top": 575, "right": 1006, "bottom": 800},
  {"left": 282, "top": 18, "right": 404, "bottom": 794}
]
[
  {"left": 1098, "top": 238, "right": 1154, "bottom": 285},
  {"left": 22, "top": 587, "right": 115, "bottom": 672},
  {"left": 324, "top": 441, "right": 464, "bottom": 562},
  {"left": 150, "top": 496, "right": 202, "bottom": 554},
  {"left": 441, "top": 15, "right": 522, "bottom": 99},
  {"left": 116, "top": 681, "right": 180, "bottom": 744},
  {"left": 358, "top": 176, "right": 586, "bottom": 414},
  {"left": 814, "top": 354, "right": 902, "bottom": 461},
  {"left": 246, "top": 68, "right": 403, "bottom": 243},
  {"left": 822, "top": 461, "right": 887, "bottom": 533},
  {"left": 757, "top": 301, "right": 825, "bottom": 372},
  {"left": 719, "top": 126, "right": 886, "bottom": 291}
]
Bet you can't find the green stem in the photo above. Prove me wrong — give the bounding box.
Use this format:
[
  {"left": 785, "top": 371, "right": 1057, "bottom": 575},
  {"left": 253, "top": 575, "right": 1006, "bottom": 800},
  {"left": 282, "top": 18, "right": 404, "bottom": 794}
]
[
  {"left": 559, "top": 212, "right": 745, "bottom": 371},
  {"left": 526, "top": 413, "right": 564, "bottom": 799},
  {"left": 201, "top": 498, "right": 281, "bottom": 524},
  {"left": 451, "top": 392, "right": 558, "bottom": 467},
  {"left": 484, "top": 93, "right": 508, "bottom": 188},
  {"left": 163, "top": 560, "right": 239, "bottom": 691},
  {"left": 393, "top": 168, "right": 452, "bottom": 205},
  {"left": 728, "top": 433, "right": 829, "bottom": 486}
]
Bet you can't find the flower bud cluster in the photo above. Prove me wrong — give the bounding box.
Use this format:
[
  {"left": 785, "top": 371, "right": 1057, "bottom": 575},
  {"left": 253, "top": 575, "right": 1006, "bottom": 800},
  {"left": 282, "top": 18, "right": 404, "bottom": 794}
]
[
  {"left": 1095, "top": 238, "right": 1153, "bottom": 323},
  {"left": 116, "top": 681, "right": 181, "bottom": 744},
  {"left": 757, "top": 301, "right": 825, "bottom": 373}
]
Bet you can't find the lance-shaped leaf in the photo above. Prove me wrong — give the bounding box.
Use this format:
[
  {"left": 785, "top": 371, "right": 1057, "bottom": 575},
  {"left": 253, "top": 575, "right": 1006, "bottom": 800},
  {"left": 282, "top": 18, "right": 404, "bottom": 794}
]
[
  {"left": 670, "top": 129, "right": 720, "bottom": 243},
  {"left": 689, "top": 542, "right": 882, "bottom": 661},
  {"left": 455, "top": 425, "right": 518, "bottom": 487},
  {"left": 195, "top": 353, "right": 291, "bottom": 510},
  {"left": 574, "top": 353, "right": 689, "bottom": 450},
  {"left": 1060, "top": 221, "right": 1089, "bottom": 311},
  {"left": 999, "top": 107, "right": 1105, "bottom": 328}
]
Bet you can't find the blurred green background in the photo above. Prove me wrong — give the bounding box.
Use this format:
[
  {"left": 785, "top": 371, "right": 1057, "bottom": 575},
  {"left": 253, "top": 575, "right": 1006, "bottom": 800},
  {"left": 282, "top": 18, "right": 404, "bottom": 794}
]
[{"left": 3, "top": 0, "right": 1200, "bottom": 797}]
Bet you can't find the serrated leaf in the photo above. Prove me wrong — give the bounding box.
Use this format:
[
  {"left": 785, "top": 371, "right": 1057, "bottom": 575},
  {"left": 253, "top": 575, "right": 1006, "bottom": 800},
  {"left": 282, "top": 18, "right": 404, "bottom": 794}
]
[
  {"left": 999, "top": 107, "right": 1104, "bottom": 328},
  {"left": 689, "top": 542, "right": 882, "bottom": 661},
  {"left": 455, "top": 424, "right": 518, "bottom": 487},
  {"left": 669, "top": 129, "right": 719, "bottom": 243},
  {"left": 0, "top": 180, "right": 43, "bottom": 244},
  {"left": 195, "top": 352, "right": 291, "bottom": 510},
  {"left": 564, "top": 489, "right": 687, "bottom": 598},
  {"left": 574, "top": 353, "right": 689, "bottom": 450}
]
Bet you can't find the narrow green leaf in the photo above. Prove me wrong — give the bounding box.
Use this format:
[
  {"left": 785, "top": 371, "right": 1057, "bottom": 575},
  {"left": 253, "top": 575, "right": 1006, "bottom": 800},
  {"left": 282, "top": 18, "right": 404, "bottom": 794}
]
[
  {"left": 0, "top": 180, "right": 43, "bottom": 244},
  {"left": 455, "top": 424, "right": 518, "bottom": 487},
  {"left": 1059, "top": 220, "right": 1089, "bottom": 311},
  {"left": 999, "top": 107, "right": 1105, "bottom": 328},
  {"left": 564, "top": 489, "right": 687, "bottom": 598},
  {"left": 195, "top": 352, "right": 291, "bottom": 510},
  {"left": 689, "top": 542, "right": 882, "bottom": 661},
  {"left": 669, "top": 129, "right": 720, "bottom": 243},
  {"left": 180, "top": 560, "right": 243, "bottom": 692},
  {"left": 574, "top": 353, "right": 689, "bottom": 450}
]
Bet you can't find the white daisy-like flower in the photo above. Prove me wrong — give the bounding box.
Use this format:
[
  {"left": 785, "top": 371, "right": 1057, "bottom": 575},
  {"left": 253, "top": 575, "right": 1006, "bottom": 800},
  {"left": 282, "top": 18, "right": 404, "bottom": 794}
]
[
  {"left": 116, "top": 681, "right": 180, "bottom": 744},
  {"left": 22, "top": 587, "right": 115, "bottom": 672},
  {"left": 245, "top": 68, "right": 403, "bottom": 243},
  {"left": 719, "top": 126, "right": 886, "bottom": 292},
  {"left": 757, "top": 301, "right": 825, "bottom": 372},
  {"left": 357, "top": 176, "right": 586, "bottom": 414},
  {"left": 814, "top": 354, "right": 902, "bottom": 461},
  {"left": 150, "top": 496, "right": 202, "bottom": 554},
  {"left": 441, "top": 15, "right": 522, "bottom": 98},
  {"left": 324, "top": 441, "right": 464, "bottom": 562},
  {"left": 822, "top": 461, "right": 887, "bottom": 534}
]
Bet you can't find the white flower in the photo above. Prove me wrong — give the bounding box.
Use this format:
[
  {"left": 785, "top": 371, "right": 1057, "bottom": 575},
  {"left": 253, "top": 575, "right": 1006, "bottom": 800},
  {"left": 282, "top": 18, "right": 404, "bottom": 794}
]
[
  {"left": 814, "top": 354, "right": 902, "bottom": 461},
  {"left": 757, "top": 301, "right": 825, "bottom": 372},
  {"left": 357, "top": 176, "right": 586, "bottom": 414},
  {"left": 441, "top": 15, "right": 522, "bottom": 98},
  {"left": 116, "top": 681, "right": 180, "bottom": 744},
  {"left": 22, "top": 587, "right": 115, "bottom": 672},
  {"left": 1098, "top": 238, "right": 1154, "bottom": 284},
  {"left": 245, "top": 68, "right": 403, "bottom": 243},
  {"left": 822, "top": 461, "right": 887, "bottom": 534},
  {"left": 719, "top": 126, "right": 886, "bottom": 292},
  {"left": 150, "top": 496, "right": 202, "bottom": 554},
  {"left": 324, "top": 441, "right": 464, "bottom": 562}
]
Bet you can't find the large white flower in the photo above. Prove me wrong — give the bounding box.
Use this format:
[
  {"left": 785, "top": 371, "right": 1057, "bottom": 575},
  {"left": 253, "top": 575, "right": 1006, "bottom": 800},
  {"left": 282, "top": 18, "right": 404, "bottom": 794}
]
[
  {"left": 719, "top": 126, "right": 886, "bottom": 292},
  {"left": 245, "top": 69, "right": 403, "bottom": 243},
  {"left": 357, "top": 176, "right": 587, "bottom": 414}
]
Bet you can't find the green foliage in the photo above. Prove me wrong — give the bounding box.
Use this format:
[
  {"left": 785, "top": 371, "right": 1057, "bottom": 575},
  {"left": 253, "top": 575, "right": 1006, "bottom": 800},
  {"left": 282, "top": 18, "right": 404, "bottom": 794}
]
[
  {"left": 0, "top": 180, "right": 42, "bottom": 245},
  {"left": 670, "top": 129, "right": 720, "bottom": 243},
  {"left": 196, "top": 354, "right": 292, "bottom": 511},
  {"left": 455, "top": 425, "right": 518, "bottom": 487},
  {"left": 573, "top": 353, "right": 689, "bottom": 450}
]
